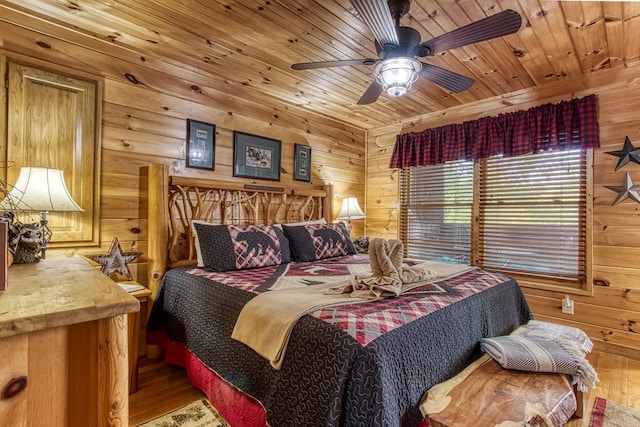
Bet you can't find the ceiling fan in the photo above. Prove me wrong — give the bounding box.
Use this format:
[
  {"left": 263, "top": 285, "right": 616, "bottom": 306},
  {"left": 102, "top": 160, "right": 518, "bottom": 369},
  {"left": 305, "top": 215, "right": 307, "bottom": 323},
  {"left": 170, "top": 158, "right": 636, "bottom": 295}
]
[{"left": 291, "top": 0, "right": 522, "bottom": 104}]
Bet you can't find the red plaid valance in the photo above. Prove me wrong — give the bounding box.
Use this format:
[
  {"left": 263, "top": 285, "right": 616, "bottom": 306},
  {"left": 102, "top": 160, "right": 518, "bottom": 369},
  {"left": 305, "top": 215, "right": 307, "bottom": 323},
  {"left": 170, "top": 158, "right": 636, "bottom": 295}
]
[{"left": 389, "top": 94, "right": 599, "bottom": 168}]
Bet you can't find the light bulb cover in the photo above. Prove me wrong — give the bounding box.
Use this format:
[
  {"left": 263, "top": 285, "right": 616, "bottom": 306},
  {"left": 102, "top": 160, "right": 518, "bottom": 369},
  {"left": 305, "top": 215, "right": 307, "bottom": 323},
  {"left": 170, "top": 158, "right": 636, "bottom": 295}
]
[{"left": 374, "top": 57, "right": 422, "bottom": 97}]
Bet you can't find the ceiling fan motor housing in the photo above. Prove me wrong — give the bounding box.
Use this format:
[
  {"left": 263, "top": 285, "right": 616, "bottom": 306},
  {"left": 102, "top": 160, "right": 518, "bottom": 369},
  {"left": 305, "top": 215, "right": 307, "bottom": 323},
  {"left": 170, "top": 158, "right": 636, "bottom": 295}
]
[{"left": 375, "top": 26, "right": 422, "bottom": 59}]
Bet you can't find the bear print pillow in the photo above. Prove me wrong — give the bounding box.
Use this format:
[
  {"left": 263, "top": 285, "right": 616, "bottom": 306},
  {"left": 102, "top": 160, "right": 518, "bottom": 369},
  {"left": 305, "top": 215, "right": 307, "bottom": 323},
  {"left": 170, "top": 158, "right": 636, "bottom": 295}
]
[
  {"left": 282, "top": 223, "right": 356, "bottom": 262},
  {"left": 192, "top": 221, "right": 290, "bottom": 271}
]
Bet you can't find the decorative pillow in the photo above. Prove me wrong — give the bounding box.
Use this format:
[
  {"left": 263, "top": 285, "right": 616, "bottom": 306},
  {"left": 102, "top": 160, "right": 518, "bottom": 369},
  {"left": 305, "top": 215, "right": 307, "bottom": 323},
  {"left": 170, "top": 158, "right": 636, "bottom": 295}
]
[
  {"left": 272, "top": 226, "right": 291, "bottom": 263},
  {"left": 192, "top": 221, "right": 290, "bottom": 271},
  {"left": 282, "top": 222, "right": 356, "bottom": 262}
]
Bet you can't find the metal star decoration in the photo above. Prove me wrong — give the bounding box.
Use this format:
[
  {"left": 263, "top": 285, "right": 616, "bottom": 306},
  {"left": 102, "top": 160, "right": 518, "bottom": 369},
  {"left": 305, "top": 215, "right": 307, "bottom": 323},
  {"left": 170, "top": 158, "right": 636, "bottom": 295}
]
[
  {"left": 604, "top": 172, "right": 640, "bottom": 206},
  {"left": 605, "top": 136, "right": 640, "bottom": 170},
  {"left": 85, "top": 237, "right": 141, "bottom": 280}
]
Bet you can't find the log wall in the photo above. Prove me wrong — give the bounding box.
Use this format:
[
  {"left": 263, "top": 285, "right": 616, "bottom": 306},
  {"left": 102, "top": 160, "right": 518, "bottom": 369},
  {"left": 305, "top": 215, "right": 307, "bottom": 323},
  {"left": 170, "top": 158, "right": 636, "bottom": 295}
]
[
  {"left": 366, "top": 64, "right": 640, "bottom": 359},
  {"left": 2, "top": 10, "right": 638, "bottom": 359},
  {"left": 0, "top": 21, "right": 366, "bottom": 283}
]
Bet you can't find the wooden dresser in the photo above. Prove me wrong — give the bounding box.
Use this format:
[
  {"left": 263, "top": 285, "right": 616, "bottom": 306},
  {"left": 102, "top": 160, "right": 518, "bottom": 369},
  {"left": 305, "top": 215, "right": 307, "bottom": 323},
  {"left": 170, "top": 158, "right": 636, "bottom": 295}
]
[{"left": 0, "top": 257, "right": 139, "bottom": 427}]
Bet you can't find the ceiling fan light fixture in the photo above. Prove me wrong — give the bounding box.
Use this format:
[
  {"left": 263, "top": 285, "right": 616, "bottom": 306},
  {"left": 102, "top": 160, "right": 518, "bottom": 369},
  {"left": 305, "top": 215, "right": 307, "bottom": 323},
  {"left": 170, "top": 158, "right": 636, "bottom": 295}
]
[{"left": 374, "top": 57, "right": 422, "bottom": 97}]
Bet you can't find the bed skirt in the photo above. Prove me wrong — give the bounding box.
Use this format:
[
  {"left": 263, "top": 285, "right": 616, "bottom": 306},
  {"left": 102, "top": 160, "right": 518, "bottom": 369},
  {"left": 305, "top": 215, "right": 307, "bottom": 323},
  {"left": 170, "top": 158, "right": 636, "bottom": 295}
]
[
  {"left": 148, "top": 330, "right": 430, "bottom": 427},
  {"left": 148, "top": 330, "right": 268, "bottom": 427}
]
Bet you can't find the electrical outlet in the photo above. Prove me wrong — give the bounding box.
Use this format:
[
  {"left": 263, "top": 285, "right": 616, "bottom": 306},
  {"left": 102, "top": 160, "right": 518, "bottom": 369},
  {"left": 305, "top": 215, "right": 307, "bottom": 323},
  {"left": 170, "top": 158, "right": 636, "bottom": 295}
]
[{"left": 561, "top": 295, "right": 574, "bottom": 315}]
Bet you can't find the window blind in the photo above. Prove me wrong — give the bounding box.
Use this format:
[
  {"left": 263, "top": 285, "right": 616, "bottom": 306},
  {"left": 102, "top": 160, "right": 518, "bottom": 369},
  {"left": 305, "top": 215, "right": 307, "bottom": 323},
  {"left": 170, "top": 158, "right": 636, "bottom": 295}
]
[
  {"left": 400, "top": 161, "right": 473, "bottom": 264},
  {"left": 478, "top": 149, "right": 586, "bottom": 282},
  {"left": 400, "top": 149, "right": 587, "bottom": 286}
]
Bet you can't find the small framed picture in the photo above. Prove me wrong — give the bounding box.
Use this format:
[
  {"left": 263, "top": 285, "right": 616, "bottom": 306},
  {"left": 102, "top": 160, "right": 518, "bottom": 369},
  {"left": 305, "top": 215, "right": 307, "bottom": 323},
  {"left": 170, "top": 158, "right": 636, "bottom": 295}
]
[
  {"left": 233, "top": 131, "right": 282, "bottom": 181},
  {"left": 186, "top": 119, "right": 216, "bottom": 170},
  {"left": 294, "top": 144, "right": 312, "bottom": 182}
]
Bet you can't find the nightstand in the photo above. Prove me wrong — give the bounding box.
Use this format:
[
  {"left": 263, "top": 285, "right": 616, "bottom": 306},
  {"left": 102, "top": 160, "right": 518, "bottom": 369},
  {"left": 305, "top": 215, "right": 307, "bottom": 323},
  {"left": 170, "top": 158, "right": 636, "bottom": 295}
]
[
  {"left": 122, "top": 284, "right": 152, "bottom": 394},
  {"left": 0, "top": 258, "right": 139, "bottom": 426}
]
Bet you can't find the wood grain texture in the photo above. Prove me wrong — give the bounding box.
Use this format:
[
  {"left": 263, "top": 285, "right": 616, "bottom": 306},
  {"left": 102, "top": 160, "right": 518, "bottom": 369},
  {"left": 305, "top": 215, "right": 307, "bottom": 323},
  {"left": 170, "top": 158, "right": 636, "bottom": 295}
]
[
  {"left": 0, "top": 0, "right": 639, "bottom": 356},
  {"left": 6, "top": 61, "right": 100, "bottom": 248},
  {"left": 0, "top": 334, "right": 28, "bottom": 426},
  {"left": 366, "top": 64, "right": 640, "bottom": 358},
  {"left": 421, "top": 354, "right": 576, "bottom": 427},
  {"left": 0, "top": 258, "right": 139, "bottom": 338},
  {"left": 0, "top": 259, "right": 136, "bottom": 427},
  {"left": 0, "top": 1, "right": 638, "bottom": 129},
  {"left": 0, "top": 24, "right": 367, "bottom": 284},
  {"left": 146, "top": 163, "right": 333, "bottom": 296}
]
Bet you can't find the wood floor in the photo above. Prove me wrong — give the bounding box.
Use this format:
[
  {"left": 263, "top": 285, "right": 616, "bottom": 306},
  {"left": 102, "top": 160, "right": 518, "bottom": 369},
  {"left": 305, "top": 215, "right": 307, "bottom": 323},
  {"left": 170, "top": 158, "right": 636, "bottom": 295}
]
[
  {"left": 129, "top": 350, "right": 640, "bottom": 426},
  {"left": 128, "top": 356, "right": 206, "bottom": 426}
]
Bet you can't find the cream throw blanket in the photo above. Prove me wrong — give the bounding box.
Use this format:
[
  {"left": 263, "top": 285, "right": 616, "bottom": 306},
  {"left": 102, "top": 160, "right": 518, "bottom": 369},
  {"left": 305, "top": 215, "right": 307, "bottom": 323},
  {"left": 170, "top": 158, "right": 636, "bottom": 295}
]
[
  {"left": 232, "top": 241, "right": 475, "bottom": 369},
  {"left": 231, "top": 282, "right": 367, "bottom": 369},
  {"left": 326, "top": 238, "right": 436, "bottom": 298}
]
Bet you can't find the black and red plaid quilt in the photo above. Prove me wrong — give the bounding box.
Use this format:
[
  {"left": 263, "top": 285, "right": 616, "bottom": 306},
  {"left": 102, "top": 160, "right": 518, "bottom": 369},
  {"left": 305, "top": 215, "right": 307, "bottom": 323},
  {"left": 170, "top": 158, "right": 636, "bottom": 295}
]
[{"left": 149, "top": 256, "right": 532, "bottom": 427}]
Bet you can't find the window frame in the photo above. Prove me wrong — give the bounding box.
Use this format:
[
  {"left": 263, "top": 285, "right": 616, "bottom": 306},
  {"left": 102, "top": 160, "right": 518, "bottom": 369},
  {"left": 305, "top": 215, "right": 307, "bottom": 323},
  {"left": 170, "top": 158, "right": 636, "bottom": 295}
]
[{"left": 399, "top": 149, "right": 593, "bottom": 296}]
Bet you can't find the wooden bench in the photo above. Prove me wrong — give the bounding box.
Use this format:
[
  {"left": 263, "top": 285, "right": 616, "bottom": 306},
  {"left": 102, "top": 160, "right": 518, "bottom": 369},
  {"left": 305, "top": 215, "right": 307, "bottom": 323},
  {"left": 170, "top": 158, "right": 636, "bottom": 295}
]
[{"left": 420, "top": 354, "right": 584, "bottom": 427}]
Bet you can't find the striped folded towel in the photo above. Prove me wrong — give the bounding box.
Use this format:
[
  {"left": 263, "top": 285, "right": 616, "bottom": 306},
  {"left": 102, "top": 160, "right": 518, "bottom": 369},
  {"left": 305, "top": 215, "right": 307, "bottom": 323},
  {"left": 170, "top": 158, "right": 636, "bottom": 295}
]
[
  {"left": 515, "top": 320, "right": 594, "bottom": 354},
  {"left": 480, "top": 334, "right": 598, "bottom": 392}
]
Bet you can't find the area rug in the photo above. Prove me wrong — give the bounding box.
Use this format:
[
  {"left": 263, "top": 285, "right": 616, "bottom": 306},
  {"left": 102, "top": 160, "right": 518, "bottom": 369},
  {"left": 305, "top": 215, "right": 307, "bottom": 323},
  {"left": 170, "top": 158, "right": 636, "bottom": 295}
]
[
  {"left": 137, "top": 399, "right": 230, "bottom": 427},
  {"left": 589, "top": 397, "right": 640, "bottom": 427}
]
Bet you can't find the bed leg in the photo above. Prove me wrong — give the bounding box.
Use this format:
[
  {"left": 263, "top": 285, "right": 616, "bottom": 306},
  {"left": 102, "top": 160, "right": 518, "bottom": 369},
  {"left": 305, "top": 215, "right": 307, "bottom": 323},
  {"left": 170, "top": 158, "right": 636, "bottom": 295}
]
[
  {"left": 146, "top": 345, "right": 163, "bottom": 360},
  {"left": 574, "top": 386, "right": 586, "bottom": 418}
]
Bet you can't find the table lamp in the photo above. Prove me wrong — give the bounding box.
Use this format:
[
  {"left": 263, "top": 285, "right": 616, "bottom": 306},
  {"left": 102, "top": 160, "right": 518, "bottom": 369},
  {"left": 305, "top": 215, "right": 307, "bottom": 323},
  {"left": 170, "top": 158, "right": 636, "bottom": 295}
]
[
  {"left": 0, "top": 167, "right": 84, "bottom": 259},
  {"left": 336, "top": 197, "right": 366, "bottom": 233}
]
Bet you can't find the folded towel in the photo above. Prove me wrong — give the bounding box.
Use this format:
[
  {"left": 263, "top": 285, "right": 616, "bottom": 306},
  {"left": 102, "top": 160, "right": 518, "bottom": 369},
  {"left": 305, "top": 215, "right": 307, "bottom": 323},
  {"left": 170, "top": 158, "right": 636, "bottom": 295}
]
[
  {"left": 480, "top": 335, "right": 599, "bottom": 392},
  {"left": 327, "top": 238, "right": 433, "bottom": 298},
  {"left": 514, "top": 320, "right": 594, "bottom": 354}
]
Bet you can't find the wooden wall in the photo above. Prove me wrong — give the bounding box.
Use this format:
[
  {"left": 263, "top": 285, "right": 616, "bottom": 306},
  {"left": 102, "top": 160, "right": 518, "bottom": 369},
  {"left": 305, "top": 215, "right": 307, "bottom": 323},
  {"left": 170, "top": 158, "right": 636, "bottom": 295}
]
[
  {"left": 3, "top": 9, "right": 638, "bottom": 360},
  {"left": 366, "top": 65, "right": 640, "bottom": 360},
  {"left": 0, "top": 20, "right": 366, "bottom": 284}
]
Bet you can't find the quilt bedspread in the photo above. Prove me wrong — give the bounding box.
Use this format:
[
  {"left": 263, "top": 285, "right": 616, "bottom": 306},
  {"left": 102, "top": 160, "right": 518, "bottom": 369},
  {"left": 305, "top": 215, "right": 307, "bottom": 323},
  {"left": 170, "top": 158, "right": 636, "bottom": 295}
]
[{"left": 147, "top": 258, "right": 532, "bottom": 427}]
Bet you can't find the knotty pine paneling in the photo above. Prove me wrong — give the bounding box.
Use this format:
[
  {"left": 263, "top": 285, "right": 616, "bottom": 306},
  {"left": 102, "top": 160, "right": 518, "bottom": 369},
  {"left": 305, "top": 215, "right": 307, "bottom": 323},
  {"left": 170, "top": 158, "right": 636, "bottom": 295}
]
[
  {"left": 366, "top": 64, "right": 640, "bottom": 359},
  {"left": 1, "top": 21, "right": 365, "bottom": 284}
]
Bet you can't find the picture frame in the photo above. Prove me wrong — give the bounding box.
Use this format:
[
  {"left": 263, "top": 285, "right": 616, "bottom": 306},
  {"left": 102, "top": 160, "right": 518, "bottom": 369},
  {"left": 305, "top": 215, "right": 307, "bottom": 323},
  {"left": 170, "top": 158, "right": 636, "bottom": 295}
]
[
  {"left": 186, "top": 119, "right": 216, "bottom": 170},
  {"left": 293, "top": 144, "right": 312, "bottom": 182},
  {"left": 233, "top": 131, "right": 281, "bottom": 181}
]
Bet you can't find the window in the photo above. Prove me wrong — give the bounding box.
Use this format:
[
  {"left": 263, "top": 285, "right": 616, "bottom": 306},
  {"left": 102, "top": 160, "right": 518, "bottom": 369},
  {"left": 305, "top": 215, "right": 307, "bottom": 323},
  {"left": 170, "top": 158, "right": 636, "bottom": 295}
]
[
  {"left": 400, "top": 149, "right": 590, "bottom": 290},
  {"left": 400, "top": 160, "right": 473, "bottom": 264}
]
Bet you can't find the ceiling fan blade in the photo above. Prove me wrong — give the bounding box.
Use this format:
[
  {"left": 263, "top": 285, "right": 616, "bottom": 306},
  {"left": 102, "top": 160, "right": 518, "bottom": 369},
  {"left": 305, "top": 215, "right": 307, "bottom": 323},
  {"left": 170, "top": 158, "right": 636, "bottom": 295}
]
[
  {"left": 419, "top": 63, "right": 474, "bottom": 93},
  {"left": 292, "top": 59, "right": 378, "bottom": 70},
  {"left": 357, "top": 80, "right": 383, "bottom": 105},
  {"left": 350, "top": 0, "right": 399, "bottom": 48},
  {"left": 417, "top": 9, "right": 522, "bottom": 56}
]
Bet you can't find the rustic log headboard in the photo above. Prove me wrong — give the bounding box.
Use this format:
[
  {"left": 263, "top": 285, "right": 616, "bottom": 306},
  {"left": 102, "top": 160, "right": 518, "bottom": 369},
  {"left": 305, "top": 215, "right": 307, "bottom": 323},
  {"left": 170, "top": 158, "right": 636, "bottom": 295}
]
[{"left": 146, "top": 163, "right": 333, "bottom": 296}]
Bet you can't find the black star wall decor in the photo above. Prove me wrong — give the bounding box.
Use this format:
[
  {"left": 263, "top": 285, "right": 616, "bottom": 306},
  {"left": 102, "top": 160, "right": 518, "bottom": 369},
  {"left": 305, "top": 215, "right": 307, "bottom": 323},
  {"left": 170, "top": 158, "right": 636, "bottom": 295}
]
[
  {"left": 606, "top": 136, "right": 640, "bottom": 170},
  {"left": 604, "top": 172, "right": 640, "bottom": 206},
  {"left": 85, "top": 237, "right": 141, "bottom": 280}
]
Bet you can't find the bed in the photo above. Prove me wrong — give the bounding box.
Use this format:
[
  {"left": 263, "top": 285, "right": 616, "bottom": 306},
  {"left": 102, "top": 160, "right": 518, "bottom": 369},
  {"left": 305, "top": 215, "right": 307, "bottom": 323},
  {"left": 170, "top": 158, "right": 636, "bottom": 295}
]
[{"left": 144, "top": 163, "right": 532, "bottom": 427}]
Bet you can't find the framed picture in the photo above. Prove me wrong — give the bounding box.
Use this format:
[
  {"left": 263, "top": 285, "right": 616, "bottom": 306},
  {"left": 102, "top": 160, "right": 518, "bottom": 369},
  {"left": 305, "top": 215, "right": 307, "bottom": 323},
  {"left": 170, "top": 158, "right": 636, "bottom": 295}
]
[
  {"left": 294, "top": 144, "right": 312, "bottom": 182},
  {"left": 233, "top": 131, "right": 281, "bottom": 181},
  {"left": 186, "top": 119, "right": 216, "bottom": 170}
]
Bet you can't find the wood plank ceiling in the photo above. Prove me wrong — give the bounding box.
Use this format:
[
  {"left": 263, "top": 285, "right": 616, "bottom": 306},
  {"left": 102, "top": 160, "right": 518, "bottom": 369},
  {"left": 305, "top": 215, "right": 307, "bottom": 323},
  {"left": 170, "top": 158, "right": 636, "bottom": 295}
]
[{"left": 1, "top": 0, "right": 640, "bottom": 130}]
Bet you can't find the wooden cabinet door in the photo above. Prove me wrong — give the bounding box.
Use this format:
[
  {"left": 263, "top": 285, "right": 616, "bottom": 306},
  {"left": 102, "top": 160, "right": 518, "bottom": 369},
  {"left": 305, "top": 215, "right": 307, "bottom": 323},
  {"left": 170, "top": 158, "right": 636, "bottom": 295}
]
[{"left": 6, "top": 61, "right": 99, "bottom": 247}]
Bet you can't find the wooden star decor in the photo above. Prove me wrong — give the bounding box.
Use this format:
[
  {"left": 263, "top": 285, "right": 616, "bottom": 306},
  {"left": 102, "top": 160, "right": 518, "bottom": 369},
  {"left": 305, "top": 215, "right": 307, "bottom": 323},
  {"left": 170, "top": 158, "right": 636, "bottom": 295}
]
[
  {"left": 604, "top": 172, "right": 640, "bottom": 206},
  {"left": 606, "top": 136, "right": 640, "bottom": 171},
  {"left": 85, "top": 237, "right": 141, "bottom": 280}
]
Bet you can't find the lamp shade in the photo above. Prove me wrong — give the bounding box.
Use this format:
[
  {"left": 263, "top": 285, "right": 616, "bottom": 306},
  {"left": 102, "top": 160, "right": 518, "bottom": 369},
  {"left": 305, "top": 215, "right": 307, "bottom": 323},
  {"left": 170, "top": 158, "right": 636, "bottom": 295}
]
[
  {"left": 0, "top": 167, "right": 84, "bottom": 212},
  {"left": 336, "top": 197, "right": 366, "bottom": 220}
]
